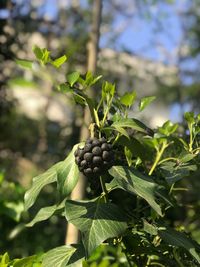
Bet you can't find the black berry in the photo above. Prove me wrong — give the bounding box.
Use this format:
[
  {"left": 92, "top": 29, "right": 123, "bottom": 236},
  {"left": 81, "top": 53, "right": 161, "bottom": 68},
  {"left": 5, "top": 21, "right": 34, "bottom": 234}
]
[{"left": 74, "top": 137, "right": 114, "bottom": 177}]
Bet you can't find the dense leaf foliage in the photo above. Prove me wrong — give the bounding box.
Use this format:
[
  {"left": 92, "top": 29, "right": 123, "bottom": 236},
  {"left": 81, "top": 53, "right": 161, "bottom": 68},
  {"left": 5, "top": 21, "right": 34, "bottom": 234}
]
[{"left": 8, "top": 48, "right": 200, "bottom": 266}]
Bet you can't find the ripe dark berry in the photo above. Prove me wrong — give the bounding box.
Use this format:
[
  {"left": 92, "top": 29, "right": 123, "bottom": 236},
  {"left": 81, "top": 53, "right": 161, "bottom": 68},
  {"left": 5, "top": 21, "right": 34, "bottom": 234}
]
[
  {"left": 84, "top": 168, "right": 93, "bottom": 176},
  {"left": 92, "top": 146, "right": 102, "bottom": 156},
  {"left": 93, "top": 156, "right": 102, "bottom": 166},
  {"left": 101, "top": 143, "right": 110, "bottom": 151},
  {"left": 80, "top": 160, "right": 87, "bottom": 168},
  {"left": 84, "top": 152, "right": 93, "bottom": 162},
  {"left": 74, "top": 137, "right": 114, "bottom": 177},
  {"left": 84, "top": 143, "right": 92, "bottom": 152},
  {"left": 92, "top": 138, "right": 101, "bottom": 146},
  {"left": 102, "top": 151, "right": 111, "bottom": 161}
]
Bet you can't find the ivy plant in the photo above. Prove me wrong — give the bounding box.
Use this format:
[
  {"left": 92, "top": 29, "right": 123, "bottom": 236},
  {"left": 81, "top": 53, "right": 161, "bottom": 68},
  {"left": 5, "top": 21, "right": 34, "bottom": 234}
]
[{"left": 15, "top": 47, "right": 200, "bottom": 266}]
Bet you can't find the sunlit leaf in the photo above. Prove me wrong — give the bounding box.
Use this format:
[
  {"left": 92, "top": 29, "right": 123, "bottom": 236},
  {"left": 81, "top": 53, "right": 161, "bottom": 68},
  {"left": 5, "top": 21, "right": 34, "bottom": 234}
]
[
  {"left": 67, "top": 72, "right": 80, "bottom": 86},
  {"left": 51, "top": 55, "right": 67, "bottom": 68},
  {"left": 139, "top": 96, "right": 156, "bottom": 111}
]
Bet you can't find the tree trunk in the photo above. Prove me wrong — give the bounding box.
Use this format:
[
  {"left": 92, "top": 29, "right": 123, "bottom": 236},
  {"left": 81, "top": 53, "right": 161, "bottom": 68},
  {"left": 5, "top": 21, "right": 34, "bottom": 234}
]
[{"left": 65, "top": 0, "right": 102, "bottom": 245}]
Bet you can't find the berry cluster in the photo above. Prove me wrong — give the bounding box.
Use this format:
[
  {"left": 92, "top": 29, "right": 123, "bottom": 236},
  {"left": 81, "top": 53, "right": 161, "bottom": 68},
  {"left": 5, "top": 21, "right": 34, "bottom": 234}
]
[{"left": 74, "top": 137, "right": 114, "bottom": 177}]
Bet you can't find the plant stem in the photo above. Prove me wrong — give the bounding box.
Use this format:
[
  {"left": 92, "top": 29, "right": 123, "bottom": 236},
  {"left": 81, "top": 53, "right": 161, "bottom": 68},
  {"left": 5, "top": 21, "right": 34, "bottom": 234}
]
[
  {"left": 148, "top": 141, "right": 168, "bottom": 176},
  {"left": 100, "top": 175, "right": 108, "bottom": 202},
  {"left": 158, "top": 157, "right": 178, "bottom": 165}
]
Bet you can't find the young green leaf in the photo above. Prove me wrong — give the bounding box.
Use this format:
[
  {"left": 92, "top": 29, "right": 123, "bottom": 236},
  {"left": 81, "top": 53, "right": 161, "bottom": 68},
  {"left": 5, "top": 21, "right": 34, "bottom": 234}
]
[
  {"left": 51, "top": 55, "right": 67, "bottom": 68},
  {"left": 109, "top": 166, "right": 164, "bottom": 216},
  {"left": 139, "top": 96, "right": 156, "bottom": 111},
  {"left": 33, "top": 45, "right": 43, "bottom": 60},
  {"left": 65, "top": 198, "right": 127, "bottom": 256},
  {"left": 67, "top": 72, "right": 80, "bottom": 87},
  {"left": 102, "top": 81, "right": 115, "bottom": 98},
  {"left": 120, "top": 91, "right": 136, "bottom": 108},
  {"left": 184, "top": 112, "right": 195, "bottom": 124}
]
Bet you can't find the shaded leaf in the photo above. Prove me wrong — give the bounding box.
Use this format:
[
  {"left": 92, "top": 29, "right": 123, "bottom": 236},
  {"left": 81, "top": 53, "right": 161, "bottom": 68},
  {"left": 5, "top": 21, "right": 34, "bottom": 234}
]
[
  {"left": 158, "top": 226, "right": 200, "bottom": 264},
  {"left": 24, "top": 165, "right": 58, "bottom": 211},
  {"left": 109, "top": 166, "right": 163, "bottom": 216},
  {"left": 65, "top": 198, "right": 127, "bottom": 256},
  {"left": 111, "top": 118, "right": 153, "bottom": 136},
  {"left": 139, "top": 96, "right": 156, "bottom": 111},
  {"left": 26, "top": 201, "right": 65, "bottom": 227}
]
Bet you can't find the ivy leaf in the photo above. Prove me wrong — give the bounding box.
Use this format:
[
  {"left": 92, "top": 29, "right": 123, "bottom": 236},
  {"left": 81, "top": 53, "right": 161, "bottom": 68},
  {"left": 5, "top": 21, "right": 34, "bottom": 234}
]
[
  {"left": 24, "top": 164, "right": 58, "bottom": 211},
  {"left": 158, "top": 226, "right": 200, "bottom": 264},
  {"left": 56, "top": 144, "right": 80, "bottom": 197},
  {"left": 15, "top": 59, "right": 33, "bottom": 69},
  {"left": 111, "top": 118, "right": 154, "bottom": 136},
  {"left": 67, "top": 72, "right": 80, "bottom": 86},
  {"left": 42, "top": 244, "right": 84, "bottom": 267},
  {"left": 24, "top": 144, "right": 80, "bottom": 211},
  {"left": 109, "top": 166, "right": 163, "bottom": 216},
  {"left": 26, "top": 200, "right": 65, "bottom": 227},
  {"left": 139, "top": 96, "right": 156, "bottom": 111},
  {"left": 51, "top": 55, "right": 67, "bottom": 68},
  {"left": 65, "top": 198, "right": 127, "bottom": 256}
]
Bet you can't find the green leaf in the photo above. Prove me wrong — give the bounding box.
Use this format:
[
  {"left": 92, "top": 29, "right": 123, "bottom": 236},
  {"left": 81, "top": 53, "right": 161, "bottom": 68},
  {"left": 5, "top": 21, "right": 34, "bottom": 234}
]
[
  {"left": 26, "top": 201, "right": 65, "bottom": 227},
  {"left": 143, "top": 220, "right": 158, "bottom": 236},
  {"left": 111, "top": 118, "right": 153, "bottom": 136},
  {"left": 84, "top": 72, "right": 102, "bottom": 87},
  {"left": 51, "top": 55, "right": 67, "bottom": 68},
  {"left": 13, "top": 255, "right": 39, "bottom": 267},
  {"left": 158, "top": 226, "right": 200, "bottom": 264},
  {"left": 65, "top": 198, "right": 127, "bottom": 256},
  {"left": 120, "top": 91, "right": 136, "bottom": 107},
  {"left": 139, "top": 96, "right": 156, "bottom": 111},
  {"left": 67, "top": 72, "right": 80, "bottom": 87},
  {"left": 8, "top": 78, "right": 37, "bottom": 88},
  {"left": 24, "top": 164, "right": 58, "bottom": 211},
  {"left": 109, "top": 166, "right": 163, "bottom": 216},
  {"left": 32, "top": 45, "right": 50, "bottom": 64},
  {"left": 33, "top": 45, "right": 43, "bottom": 60},
  {"left": 15, "top": 59, "right": 33, "bottom": 69},
  {"left": 24, "top": 144, "right": 81, "bottom": 211},
  {"left": 56, "top": 144, "right": 80, "bottom": 197},
  {"left": 158, "top": 120, "right": 178, "bottom": 136},
  {"left": 57, "top": 83, "right": 71, "bottom": 93},
  {"left": 102, "top": 81, "right": 115, "bottom": 98},
  {"left": 42, "top": 245, "right": 84, "bottom": 267},
  {"left": 0, "top": 253, "right": 9, "bottom": 264}
]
